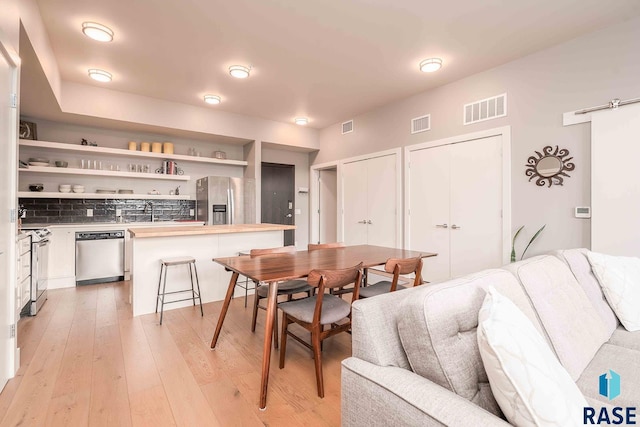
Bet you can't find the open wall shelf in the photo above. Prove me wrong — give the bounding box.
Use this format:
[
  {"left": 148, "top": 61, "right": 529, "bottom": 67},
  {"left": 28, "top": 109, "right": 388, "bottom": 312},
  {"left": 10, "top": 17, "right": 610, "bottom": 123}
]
[
  {"left": 20, "top": 139, "right": 248, "bottom": 166},
  {"left": 17, "top": 191, "right": 191, "bottom": 200},
  {"left": 19, "top": 166, "right": 190, "bottom": 181}
]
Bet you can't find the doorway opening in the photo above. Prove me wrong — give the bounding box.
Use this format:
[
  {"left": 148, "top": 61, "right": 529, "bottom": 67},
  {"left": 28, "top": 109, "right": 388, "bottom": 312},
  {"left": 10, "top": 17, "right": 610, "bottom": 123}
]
[
  {"left": 261, "top": 162, "right": 295, "bottom": 246},
  {"left": 310, "top": 163, "right": 339, "bottom": 244},
  {"left": 318, "top": 168, "right": 338, "bottom": 243}
]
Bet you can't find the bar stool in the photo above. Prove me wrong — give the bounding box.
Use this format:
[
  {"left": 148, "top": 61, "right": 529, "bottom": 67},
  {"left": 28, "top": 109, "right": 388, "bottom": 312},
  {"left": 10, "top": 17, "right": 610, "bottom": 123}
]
[
  {"left": 156, "top": 256, "right": 203, "bottom": 325},
  {"left": 235, "top": 250, "right": 256, "bottom": 307}
]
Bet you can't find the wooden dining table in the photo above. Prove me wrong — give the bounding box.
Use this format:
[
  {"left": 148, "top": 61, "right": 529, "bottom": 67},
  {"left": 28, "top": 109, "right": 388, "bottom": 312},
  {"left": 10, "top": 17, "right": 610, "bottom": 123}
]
[{"left": 210, "top": 244, "right": 436, "bottom": 409}]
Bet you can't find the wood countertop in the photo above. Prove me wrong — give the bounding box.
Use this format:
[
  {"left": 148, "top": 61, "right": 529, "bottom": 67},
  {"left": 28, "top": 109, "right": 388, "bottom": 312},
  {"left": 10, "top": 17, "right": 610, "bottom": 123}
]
[{"left": 128, "top": 223, "right": 296, "bottom": 238}]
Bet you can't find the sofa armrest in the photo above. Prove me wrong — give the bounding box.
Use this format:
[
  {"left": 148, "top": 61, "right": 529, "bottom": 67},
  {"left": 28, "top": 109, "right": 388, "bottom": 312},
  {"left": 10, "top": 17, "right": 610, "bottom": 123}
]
[{"left": 342, "top": 357, "right": 510, "bottom": 427}]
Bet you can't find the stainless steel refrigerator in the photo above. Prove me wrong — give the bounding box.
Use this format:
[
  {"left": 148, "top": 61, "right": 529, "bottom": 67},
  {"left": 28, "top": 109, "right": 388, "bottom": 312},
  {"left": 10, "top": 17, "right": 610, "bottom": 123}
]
[{"left": 196, "top": 176, "right": 256, "bottom": 225}]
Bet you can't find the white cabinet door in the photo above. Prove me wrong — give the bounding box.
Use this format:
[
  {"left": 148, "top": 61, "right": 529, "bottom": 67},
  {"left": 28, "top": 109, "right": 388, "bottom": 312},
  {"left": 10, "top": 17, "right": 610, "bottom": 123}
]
[
  {"left": 408, "top": 135, "right": 504, "bottom": 282},
  {"left": 48, "top": 229, "right": 75, "bottom": 282},
  {"left": 343, "top": 153, "right": 399, "bottom": 247},
  {"left": 408, "top": 145, "right": 451, "bottom": 282},
  {"left": 450, "top": 136, "right": 503, "bottom": 277},
  {"left": 342, "top": 160, "right": 369, "bottom": 245},
  {"left": 125, "top": 231, "right": 132, "bottom": 279},
  {"left": 366, "top": 155, "right": 398, "bottom": 248}
]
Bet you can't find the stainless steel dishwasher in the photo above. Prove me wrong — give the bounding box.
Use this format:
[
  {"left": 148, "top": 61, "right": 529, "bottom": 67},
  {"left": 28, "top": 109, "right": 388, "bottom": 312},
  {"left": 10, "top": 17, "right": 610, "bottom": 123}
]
[{"left": 75, "top": 230, "right": 125, "bottom": 285}]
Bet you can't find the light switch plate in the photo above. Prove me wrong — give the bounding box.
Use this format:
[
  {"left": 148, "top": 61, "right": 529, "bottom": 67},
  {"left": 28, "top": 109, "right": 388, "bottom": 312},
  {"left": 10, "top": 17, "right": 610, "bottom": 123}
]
[
  {"left": 190, "top": 209, "right": 195, "bottom": 216},
  {"left": 295, "top": 209, "right": 301, "bottom": 215},
  {"left": 87, "top": 209, "right": 93, "bottom": 217},
  {"left": 115, "top": 208, "right": 122, "bottom": 216}
]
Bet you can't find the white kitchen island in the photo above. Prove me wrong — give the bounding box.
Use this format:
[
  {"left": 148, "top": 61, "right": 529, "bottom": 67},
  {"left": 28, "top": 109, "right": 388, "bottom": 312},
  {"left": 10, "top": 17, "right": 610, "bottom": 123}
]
[{"left": 128, "top": 223, "right": 295, "bottom": 317}]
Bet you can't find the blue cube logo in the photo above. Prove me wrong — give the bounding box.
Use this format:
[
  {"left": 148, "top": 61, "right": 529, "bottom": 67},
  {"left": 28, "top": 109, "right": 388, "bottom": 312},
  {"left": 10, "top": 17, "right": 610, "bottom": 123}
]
[{"left": 599, "top": 370, "right": 621, "bottom": 400}]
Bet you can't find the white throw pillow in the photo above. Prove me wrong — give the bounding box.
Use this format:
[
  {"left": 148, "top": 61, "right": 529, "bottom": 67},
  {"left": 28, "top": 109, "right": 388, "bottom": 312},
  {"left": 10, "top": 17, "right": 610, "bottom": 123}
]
[
  {"left": 477, "top": 287, "right": 588, "bottom": 427},
  {"left": 587, "top": 251, "right": 640, "bottom": 331}
]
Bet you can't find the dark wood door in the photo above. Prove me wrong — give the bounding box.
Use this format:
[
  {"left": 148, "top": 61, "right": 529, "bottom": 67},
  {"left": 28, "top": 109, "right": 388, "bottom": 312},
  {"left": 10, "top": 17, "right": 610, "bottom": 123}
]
[{"left": 261, "top": 162, "right": 295, "bottom": 246}]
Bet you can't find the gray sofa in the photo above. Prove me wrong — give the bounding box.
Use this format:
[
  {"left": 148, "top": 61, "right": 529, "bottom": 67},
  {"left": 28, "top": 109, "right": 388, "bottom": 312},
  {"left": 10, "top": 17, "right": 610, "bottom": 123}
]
[{"left": 342, "top": 249, "right": 640, "bottom": 426}]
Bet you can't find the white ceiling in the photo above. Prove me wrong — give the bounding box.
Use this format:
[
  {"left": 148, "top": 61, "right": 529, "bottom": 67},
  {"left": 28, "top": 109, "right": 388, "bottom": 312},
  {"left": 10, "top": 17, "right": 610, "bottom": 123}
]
[{"left": 29, "top": 0, "right": 640, "bottom": 129}]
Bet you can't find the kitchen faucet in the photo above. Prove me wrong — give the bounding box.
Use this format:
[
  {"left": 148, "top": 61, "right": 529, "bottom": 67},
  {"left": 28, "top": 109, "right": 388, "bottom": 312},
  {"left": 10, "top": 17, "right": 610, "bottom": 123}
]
[{"left": 144, "top": 201, "right": 155, "bottom": 222}]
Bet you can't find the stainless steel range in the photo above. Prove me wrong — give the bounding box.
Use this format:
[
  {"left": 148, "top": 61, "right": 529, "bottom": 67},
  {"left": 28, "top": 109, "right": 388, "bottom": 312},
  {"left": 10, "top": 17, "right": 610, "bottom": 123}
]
[{"left": 27, "top": 228, "right": 51, "bottom": 315}]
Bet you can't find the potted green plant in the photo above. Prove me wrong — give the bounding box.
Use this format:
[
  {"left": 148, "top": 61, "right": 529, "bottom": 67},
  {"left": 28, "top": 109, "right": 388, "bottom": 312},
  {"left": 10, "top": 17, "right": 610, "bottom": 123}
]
[{"left": 511, "top": 225, "right": 546, "bottom": 262}]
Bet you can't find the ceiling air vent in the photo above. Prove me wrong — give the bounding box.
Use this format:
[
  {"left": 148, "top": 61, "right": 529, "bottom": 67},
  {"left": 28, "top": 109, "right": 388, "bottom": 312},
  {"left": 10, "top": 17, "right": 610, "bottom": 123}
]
[
  {"left": 463, "top": 93, "right": 507, "bottom": 125},
  {"left": 411, "top": 114, "right": 431, "bottom": 134},
  {"left": 342, "top": 120, "right": 354, "bottom": 135}
]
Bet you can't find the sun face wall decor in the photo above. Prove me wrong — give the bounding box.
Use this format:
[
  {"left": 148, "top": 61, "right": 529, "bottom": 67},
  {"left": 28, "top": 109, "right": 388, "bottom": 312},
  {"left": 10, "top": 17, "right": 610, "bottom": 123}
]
[{"left": 525, "top": 145, "right": 575, "bottom": 187}]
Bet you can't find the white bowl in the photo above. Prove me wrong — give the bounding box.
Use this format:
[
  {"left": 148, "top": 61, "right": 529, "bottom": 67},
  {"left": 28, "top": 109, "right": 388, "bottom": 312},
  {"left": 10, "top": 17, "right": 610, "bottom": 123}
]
[
  {"left": 72, "top": 188, "right": 85, "bottom": 193},
  {"left": 72, "top": 185, "right": 84, "bottom": 189},
  {"left": 59, "top": 188, "right": 71, "bottom": 193}
]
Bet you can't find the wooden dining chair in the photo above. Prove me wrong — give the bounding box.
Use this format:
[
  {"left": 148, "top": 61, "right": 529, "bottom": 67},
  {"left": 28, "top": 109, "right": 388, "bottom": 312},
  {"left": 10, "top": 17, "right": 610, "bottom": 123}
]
[
  {"left": 250, "top": 246, "right": 313, "bottom": 347},
  {"left": 358, "top": 255, "right": 424, "bottom": 299},
  {"left": 307, "top": 242, "right": 345, "bottom": 251},
  {"left": 278, "top": 263, "right": 363, "bottom": 398},
  {"left": 308, "top": 242, "right": 353, "bottom": 297}
]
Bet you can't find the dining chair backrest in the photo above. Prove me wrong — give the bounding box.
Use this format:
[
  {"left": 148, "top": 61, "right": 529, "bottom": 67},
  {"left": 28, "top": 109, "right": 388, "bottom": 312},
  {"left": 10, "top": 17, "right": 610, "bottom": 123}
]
[
  {"left": 307, "top": 242, "right": 346, "bottom": 251},
  {"left": 384, "top": 255, "right": 423, "bottom": 288},
  {"left": 307, "top": 262, "right": 363, "bottom": 300},
  {"left": 250, "top": 245, "right": 296, "bottom": 257}
]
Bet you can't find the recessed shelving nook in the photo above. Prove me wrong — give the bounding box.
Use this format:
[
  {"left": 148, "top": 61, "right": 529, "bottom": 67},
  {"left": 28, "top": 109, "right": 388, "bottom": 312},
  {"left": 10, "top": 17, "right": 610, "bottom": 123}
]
[{"left": 18, "top": 138, "right": 248, "bottom": 199}]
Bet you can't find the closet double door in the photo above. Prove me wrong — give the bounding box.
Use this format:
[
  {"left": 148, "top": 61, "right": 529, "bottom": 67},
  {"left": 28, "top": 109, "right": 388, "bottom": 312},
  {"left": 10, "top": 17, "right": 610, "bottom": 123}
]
[
  {"left": 342, "top": 153, "right": 399, "bottom": 248},
  {"left": 407, "top": 135, "right": 504, "bottom": 282}
]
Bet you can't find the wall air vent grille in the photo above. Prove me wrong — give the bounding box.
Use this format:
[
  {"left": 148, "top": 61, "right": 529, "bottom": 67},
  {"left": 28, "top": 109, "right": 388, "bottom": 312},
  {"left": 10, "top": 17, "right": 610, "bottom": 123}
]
[
  {"left": 342, "top": 120, "right": 354, "bottom": 134},
  {"left": 464, "top": 93, "right": 507, "bottom": 125},
  {"left": 411, "top": 114, "right": 431, "bottom": 134}
]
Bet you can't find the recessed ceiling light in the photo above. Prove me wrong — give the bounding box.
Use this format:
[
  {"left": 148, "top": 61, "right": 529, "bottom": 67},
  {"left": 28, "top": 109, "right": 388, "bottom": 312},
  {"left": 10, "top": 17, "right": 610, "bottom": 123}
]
[
  {"left": 88, "top": 69, "right": 112, "bottom": 82},
  {"left": 419, "top": 58, "right": 443, "bottom": 73},
  {"left": 294, "top": 117, "right": 308, "bottom": 126},
  {"left": 82, "top": 22, "right": 114, "bottom": 42},
  {"left": 204, "top": 95, "right": 221, "bottom": 105},
  {"left": 229, "top": 65, "right": 251, "bottom": 79}
]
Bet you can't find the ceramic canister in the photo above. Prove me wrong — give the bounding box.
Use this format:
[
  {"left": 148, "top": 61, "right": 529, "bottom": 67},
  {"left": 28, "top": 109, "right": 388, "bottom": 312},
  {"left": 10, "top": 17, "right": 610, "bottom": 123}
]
[
  {"left": 128, "top": 141, "right": 138, "bottom": 151},
  {"left": 163, "top": 142, "right": 174, "bottom": 154},
  {"left": 151, "top": 142, "right": 162, "bottom": 153},
  {"left": 140, "top": 142, "right": 151, "bottom": 152}
]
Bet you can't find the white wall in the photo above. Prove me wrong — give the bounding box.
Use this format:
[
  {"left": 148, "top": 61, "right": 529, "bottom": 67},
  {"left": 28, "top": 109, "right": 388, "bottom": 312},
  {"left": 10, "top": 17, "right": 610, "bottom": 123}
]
[
  {"left": 261, "top": 147, "right": 310, "bottom": 249},
  {"left": 315, "top": 16, "right": 640, "bottom": 256},
  {"left": 18, "top": 0, "right": 61, "bottom": 103},
  {"left": 61, "top": 82, "right": 320, "bottom": 150},
  {"left": 0, "top": 0, "right": 20, "bottom": 52}
]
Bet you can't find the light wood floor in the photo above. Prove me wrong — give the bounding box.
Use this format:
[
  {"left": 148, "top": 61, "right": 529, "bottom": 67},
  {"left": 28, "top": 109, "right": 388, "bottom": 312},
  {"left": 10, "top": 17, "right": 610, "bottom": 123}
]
[{"left": 0, "top": 282, "right": 350, "bottom": 426}]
